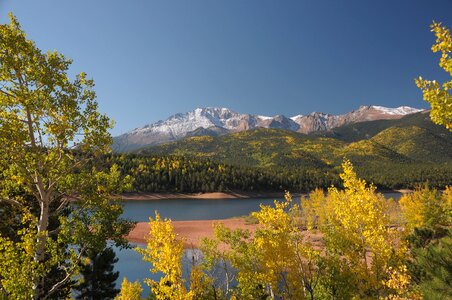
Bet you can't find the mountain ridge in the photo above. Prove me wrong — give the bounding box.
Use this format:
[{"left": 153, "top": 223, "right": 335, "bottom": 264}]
[
  {"left": 138, "top": 124, "right": 452, "bottom": 168},
  {"left": 114, "top": 105, "right": 424, "bottom": 152}
]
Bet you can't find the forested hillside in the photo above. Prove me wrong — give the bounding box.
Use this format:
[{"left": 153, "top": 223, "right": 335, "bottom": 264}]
[
  {"left": 108, "top": 154, "right": 340, "bottom": 193},
  {"left": 138, "top": 129, "right": 342, "bottom": 168},
  {"left": 120, "top": 114, "right": 452, "bottom": 192},
  {"left": 314, "top": 110, "right": 451, "bottom": 141},
  {"left": 107, "top": 152, "right": 452, "bottom": 193},
  {"left": 138, "top": 112, "right": 452, "bottom": 166}
]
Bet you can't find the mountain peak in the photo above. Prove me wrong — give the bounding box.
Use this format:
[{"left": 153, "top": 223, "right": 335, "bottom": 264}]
[
  {"left": 290, "top": 114, "right": 304, "bottom": 120},
  {"left": 114, "top": 105, "right": 425, "bottom": 152},
  {"left": 370, "top": 105, "right": 424, "bottom": 115}
]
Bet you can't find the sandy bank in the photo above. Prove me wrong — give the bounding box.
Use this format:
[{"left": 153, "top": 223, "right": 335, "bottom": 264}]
[
  {"left": 126, "top": 218, "right": 325, "bottom": 250},
  {"left": 120, "top": 191, "right": 299, "bottom": 201},
  {"left": 118, "top": 189, "right": 411, "bottom": 201},
  {"left": 127, "top": 218, "right": 260, "bottom": 248},
  {"left": 393, "top": 189, "right": 413, "bottom": 194}
]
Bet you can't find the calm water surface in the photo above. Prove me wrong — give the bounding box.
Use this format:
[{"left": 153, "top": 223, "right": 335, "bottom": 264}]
[
  {"left": 120, "top": 197, "right": 284, "bottom": 222},
  {"left": 115, "top": 196, "right": 284, "bottom": 295},
  {"left": 114, "top": 193, "right": 403, "bottom": 295}
]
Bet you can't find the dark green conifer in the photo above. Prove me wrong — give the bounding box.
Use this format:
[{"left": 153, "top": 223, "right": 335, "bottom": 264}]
[{"left": 74, "top": 247, "right": 120, "bottom": 300}]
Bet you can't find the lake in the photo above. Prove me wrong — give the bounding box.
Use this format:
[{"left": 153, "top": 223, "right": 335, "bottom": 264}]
[
  {"left": 113, "top": 193, "right": 403, "bottom": 295},
  {"left": 120, "top": 197, "right": 286, "bottom": 222},
  {"left": 114, "top": 196, "right": 285, "bottom": 296}
]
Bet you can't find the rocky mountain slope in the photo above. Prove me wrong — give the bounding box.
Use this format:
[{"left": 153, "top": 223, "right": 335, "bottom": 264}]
[
  {"left": 113, "top": 105, "right": 424, "bottom": 152},
  {"left": 138, "top": 122, "right": 452, "bottom": 168}
]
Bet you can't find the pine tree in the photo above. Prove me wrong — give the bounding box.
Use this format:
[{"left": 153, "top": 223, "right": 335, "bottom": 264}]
[
  {"left": 74, "top": 247, "right": 120, "bottom": 300},
  {"left": 0, "top": 13, "right": 133, "bottom": 299},
  {"left": 416, "top": 236, "right": 452, "bottom": 298}
]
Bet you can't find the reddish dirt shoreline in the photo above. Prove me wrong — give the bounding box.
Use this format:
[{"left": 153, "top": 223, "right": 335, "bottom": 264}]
[
  {"left": 118, "top": 190, "right": 409, "bottom": 201},
  {"left": 119, "top": 191, "right": 296, "bottom": 201},
  {"left": 124, "top": 190, "right": 410, "bottom": 248},
  {"left": 127, "top": 218, "right": 259, "bottom": 248},
  {"left": 126, "top": 218, "right": 325, "bottom": 250}
]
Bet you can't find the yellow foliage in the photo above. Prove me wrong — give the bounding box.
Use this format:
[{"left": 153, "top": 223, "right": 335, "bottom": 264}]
[
  {"left": 115, "top": 278, "right": 143, "bottom": 300},
  {"left": 431, "top": 21, "right": 452, "bottom": 76},
  {"left": 189, "top": 264, "right": 213, "bottom": 300},
  {"left": 382, "top": 266, "right": 422, "bottom": 300},
  {"left": 285, "top": 136, "right": 295, "bottom": 144},
  {"left": 136, "top": 212, "right": 188, "bottom": 300},
  {"left": 399, "top": 186, "right": 452, "bottom": 232},
  {"left": 0, "top": 210, "right": 47, "bottom": 299},
  {"left": 205, "top": 192, "right": 320, "bottom": 299},
  {"left": 319, "top": 160, "right": 412, "bottom": 297},
  {"left": 188, "top": 136, "right": 214, "bottom": 143},
  {"left": 135, "top": 160, "right": 427, "bottom": 299},
  {"left": 301, "top": 188, "right": 327, "bottom": 230},
  {"left": 416, "top": 21, "right": 452, "bottom": 131},
  {"left": 172, "top": 160, "right": 180, "bottom": 170}
]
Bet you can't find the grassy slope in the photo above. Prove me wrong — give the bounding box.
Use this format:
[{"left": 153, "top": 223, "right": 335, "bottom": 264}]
[
  {"left": 139, "top": 128, "right": 348, "bottom": 168},
  {"left": 139, "top": 122, "right": 452, "bottom": 169},
  {"left": 130, "top": 113, "right": 452, "bottom": 190},
  {"left": 314, "top": 111, "right": 451, "bottom": 142}
]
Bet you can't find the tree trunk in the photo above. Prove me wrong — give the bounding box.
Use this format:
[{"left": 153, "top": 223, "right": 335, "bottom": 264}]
[{"left": 32, "top": 191, "right": 50, "bottom": 299}]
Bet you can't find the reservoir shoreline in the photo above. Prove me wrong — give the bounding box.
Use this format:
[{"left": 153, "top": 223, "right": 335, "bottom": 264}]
[
  {"left": 118, "top": 191, "right": 299, "bottom": 200},
  {"left": 126, "top": 218, "right": 258, "bottom": 248},
  {"left": 122, "top": 190, "right": 410, "bottom": 247},
  {"left": 118, "top": 189, "right": 410, "bottom": 201}
]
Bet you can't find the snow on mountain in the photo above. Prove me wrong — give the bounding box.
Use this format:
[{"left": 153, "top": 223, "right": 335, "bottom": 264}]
[
  {"left": 113, "top": 105, "right": 425, "bottom": 151},
  {"left": 290, "top": 114, "right": 304, "bottom": 121},
  {"left": 371, "top": 106, "right": 424, "bottom": 115},
  {"left": 132, "top": 107, "right": 236, "bottom": 138},
  {"left": 257, "top": 115, "right": 274, "bottom": 120},
  {"left": 290, "top": 105, "right": 426, "bottom": 134}
]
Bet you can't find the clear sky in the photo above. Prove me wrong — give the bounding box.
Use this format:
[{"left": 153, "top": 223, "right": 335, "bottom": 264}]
[{"left": 1, "top": 1, "right": 451, "bottom": 135}]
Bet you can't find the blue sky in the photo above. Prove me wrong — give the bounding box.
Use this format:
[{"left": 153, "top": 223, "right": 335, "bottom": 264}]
[{"left": 1, "top": 1, "right": 451, "bottom": 135}]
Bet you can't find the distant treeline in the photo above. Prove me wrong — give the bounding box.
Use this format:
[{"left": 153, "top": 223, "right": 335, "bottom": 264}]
[
  {"left": 100, "top": 154, "right": 452, "bottom": 193},
  {"left": 353, "top": 162, "right": 452, "bottom": 189}
]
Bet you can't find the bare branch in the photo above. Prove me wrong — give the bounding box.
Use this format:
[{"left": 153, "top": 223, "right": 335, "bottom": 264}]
[
  {"left": 48, "top": 227, "right": 61, "bottom": 237},
  {"left": 42, "top": 246, "right": 87, "bottom": 299},
  {"left": 50, "top": 196, "right": 69, "bottom": 216},
  {"left": 0, "top": 88, "right": 14, "bottom": 98},
  {"left": 0, "top": 197, "right": 23, "bottom": 207}
]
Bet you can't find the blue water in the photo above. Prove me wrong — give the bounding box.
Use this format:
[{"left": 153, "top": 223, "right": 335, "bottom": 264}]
[
  {"left": 120, "top": 197, "right": 284, "bottom": 222},
  {"left": 114, "top": 244, "right": 201, "bottom": 297},
  {"left": 114, "top": 197, "right": 283, "bottom": 296},
  {"left": 113, "top": 193, "right": 403, "bottom": 296}
]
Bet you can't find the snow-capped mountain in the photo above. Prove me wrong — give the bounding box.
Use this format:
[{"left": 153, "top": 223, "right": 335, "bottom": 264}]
[
  {"left": 113, "top": 105, "right": 424, "bottom": 151},
  {"left": 291, "top": 105, "right": 424, "bottom": 134}
]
